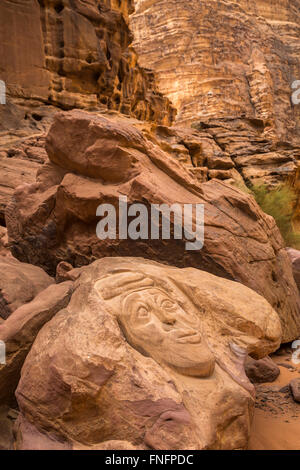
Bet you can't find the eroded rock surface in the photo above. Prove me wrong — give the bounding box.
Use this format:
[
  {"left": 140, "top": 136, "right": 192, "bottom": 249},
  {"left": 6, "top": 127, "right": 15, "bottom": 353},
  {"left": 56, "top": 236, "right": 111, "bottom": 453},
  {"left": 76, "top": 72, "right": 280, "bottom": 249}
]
[
  {"left": 0, "top": 256, "right": 54, "bottom": 320},
  {"left": 15, "top": 257, "right": 282, "bottom": 449},
  {"left": 287, "top": 247, "right": 300, "bottom": 292},
  {"left": 0, "top": 281, "right": 73, "bottom": 404},
  {"left": 290, "top": 378, "right": 300, "bottom": 403},
  {"left": 245, "top": 356, "right": 280, "bottom": 384},
  {"left": 130, "top": 0, "right": 300, "bottom": 216},
  {"left": 6, "top": 110, "right": 300, "bottom": 342},
  {"left": 131, "top": 0, "right": 300, "bottom": 139},
  {"left": 0, "top": 0, "right": 175, "bottom": 125}
]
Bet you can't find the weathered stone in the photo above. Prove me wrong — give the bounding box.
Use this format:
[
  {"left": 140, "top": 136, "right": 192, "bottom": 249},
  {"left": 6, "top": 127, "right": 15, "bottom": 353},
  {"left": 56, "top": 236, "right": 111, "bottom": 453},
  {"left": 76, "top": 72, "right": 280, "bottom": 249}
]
[
  {"left": 245, "top": 356, "right": 280, "bottom": 384},
  {"left": 0, "top": 155, "right": 40, "bottom": 223},
  {"left": 15, "top": 257, "right": 282, "bottom": 450},
  {"left": 0, "top": 256, "right": 54, "bottom": 320},
  {"left": 0, "top": 0, "right": 175, "bottom": 125},
  {"left": 6, "top": 110, "right": 300, "bottom": 342},
  {"left": 0, "top": 406, "right": 16, "bottom": 450},
  {"left": 130, "top": 0, "right": 300, "bottom": 142},
  {"left": 289, "top": 378, "right": 300, "bottom": 403},
  {"left": 287, "top": 248, "right": 300, "bottom": 292},
  {"left": 0, "top": 281, "right": 74, "bottom": 404},
  {"left": 130, "top": 0, "right": 300, "bottom": 216},
  {"left": 0, "top": 227, "right": 8, "bottom": 256}
]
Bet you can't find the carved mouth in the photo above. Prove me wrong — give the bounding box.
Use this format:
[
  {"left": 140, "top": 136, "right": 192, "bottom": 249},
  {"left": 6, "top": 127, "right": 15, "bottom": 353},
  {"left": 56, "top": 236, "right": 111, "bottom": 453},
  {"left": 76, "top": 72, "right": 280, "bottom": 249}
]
[{"left": 169, "top": 329, "right": 201, "bottom": 344}]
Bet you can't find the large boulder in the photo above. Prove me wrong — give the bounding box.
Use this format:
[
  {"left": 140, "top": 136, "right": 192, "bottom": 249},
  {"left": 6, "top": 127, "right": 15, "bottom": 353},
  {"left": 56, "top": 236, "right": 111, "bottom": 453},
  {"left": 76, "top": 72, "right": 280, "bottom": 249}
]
[
  {"left": 15, "top": 258, "right": 282, "bottom": 450},
  {"left": 6, "top": 110, "right": 300, "bottom": 342},
  {"left": 0, "top": 281, "right": 73, "bottom": 405},
  {"left": 0, "top": 256, "right": 54, "bottom": 320}
]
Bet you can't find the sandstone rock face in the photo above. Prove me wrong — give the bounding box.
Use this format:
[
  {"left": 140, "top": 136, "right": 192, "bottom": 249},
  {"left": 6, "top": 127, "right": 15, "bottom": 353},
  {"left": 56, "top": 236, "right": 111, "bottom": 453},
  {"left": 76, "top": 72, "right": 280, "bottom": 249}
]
[
  {"left": 0, "top": 0, "right": 174, "bottom": 125},
  {"left": 245, "top": 356, "right": 280, "bottom": 384},
  {"left": 130, "top": 0, "right": 300, "bottom": 221},
  {"left": 0, "top": 406, "right": 16, "bottom": 450},
  {"left": 0, "top": 148, "right": 41, "bottom": 224},
  {"left": 0, "top": 227, "right": 9, "bottom": 256},
  {"left": 287, "top": 247, "right": 300, "bottom": 292},
  {"left": 0, "top": 281, "right": 73, "bottom": 404},
  {"left": 130, "top": 0, "right": 300, "bottom": 141},
  {"left": 6, "top": 110, "right": 300, "bottom": 342},
  {"left": 15, "top": 258, "right": 282, "bottom": 450},
  {"left": 191, "top": 118, "right": 300, "bottom": 190},
  {"left": 0, "top": 256, "right": 54, "bottom": 320}
]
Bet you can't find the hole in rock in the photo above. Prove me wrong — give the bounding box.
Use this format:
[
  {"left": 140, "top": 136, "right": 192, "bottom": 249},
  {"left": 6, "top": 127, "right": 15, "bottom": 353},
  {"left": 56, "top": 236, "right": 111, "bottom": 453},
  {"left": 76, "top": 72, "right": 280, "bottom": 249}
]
[
  {"left": 54, "top": 3, "right": 64, "bottom": 14},
  {"left": 0, "top": 214, "right": 6, "bottom": 227},
  {"left": 32, "top": 113, "right": 43, "bottom": 122}
]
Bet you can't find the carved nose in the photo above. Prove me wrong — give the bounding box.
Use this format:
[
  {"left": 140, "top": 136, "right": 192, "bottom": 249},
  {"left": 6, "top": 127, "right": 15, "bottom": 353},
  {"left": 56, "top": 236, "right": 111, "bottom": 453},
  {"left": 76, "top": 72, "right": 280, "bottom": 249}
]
[{"left": 158, "top": 308, "right": 176, "bottom": 325}]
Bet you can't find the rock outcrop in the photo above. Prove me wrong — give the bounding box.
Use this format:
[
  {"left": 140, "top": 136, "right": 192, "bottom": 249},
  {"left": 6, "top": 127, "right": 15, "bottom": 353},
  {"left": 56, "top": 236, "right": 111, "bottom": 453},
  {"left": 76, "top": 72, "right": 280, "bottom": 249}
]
[
  {"left": 0, "top": 281, "right": 73, "bottom": 405},
  {"left": 0, "top": 136, "right": 46, "bottom": 224},
  {"left": 0, "top": 0, "right": 175, "bottom": 125},
  {"left": 0, "top": 0, "right": 176, "bottom": 222},
  {"left": 0, "top": 256, "right": 54, "bottom": 320},
  {"left": 130, "top": 0, "right": 300, "bottom": 140},
  {"left": 5, "top": 110, "right": 300, "bottom": 342},
  {"left": 1, "top": 1, "right": 299, "bottom": 222},
  {"left": 15, "top": 257, "right": 282, "bottom": 450},
  {"left": 130, "top": 0, "right": 300, "bottom": 215}
]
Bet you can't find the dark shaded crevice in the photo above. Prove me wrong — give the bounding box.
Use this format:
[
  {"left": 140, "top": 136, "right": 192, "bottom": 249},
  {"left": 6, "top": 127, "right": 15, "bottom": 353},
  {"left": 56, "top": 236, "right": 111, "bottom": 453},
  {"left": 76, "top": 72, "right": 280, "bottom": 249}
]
[{"left": 0, "top": 213, "right": 6, "bottom": 228}]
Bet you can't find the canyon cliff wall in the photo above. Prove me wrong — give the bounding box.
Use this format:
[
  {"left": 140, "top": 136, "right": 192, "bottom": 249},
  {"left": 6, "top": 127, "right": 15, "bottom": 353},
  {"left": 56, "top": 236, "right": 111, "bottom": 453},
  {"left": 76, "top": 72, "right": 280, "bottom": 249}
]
[
  {"left": 131, "top": 0, "right": 300, "bottom": 225},
  {"left": 131, "top": 0, "right": 300, "bottom": 141},
  {"left": 0, "top": 0, "right": 175, "bottom": 125}
]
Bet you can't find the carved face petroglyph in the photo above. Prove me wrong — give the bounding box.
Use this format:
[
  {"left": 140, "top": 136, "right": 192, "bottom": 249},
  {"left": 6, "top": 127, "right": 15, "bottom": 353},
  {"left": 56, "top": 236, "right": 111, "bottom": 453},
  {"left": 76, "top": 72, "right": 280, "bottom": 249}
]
[{"left": 95, "top": 271, "right": 215, "bottom": 377}]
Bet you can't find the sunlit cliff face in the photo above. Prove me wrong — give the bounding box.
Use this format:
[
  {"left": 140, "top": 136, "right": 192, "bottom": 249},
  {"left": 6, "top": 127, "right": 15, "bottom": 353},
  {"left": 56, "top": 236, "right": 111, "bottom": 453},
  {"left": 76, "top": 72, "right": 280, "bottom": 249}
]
[{"left": 130, "top": 0, "right": 300, "bottom": 138}]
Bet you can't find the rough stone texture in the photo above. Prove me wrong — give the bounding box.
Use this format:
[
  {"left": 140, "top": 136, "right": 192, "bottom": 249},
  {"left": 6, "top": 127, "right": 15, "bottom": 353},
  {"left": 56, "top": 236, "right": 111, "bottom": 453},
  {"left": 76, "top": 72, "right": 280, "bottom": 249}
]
[
  {"left": 287, "top": 247, "right": 300, "bottom": 292},
  {"left": 0, "top": 256, "right": 54, "bottom": 320},
  {"left": 245, "top": 355, "right": 280, "bottom": 384},
  {"left": 130, "top": 0, "right": 300, "bottom": 216},
  {"left": 290, "top": 378, "right": 300, "bottom": 403},
  {"left": 0, "top": 0, "right": 175, "bottom": 125},
  {"left": 0, "top": 151, "right": 41, "bottom": 224},
  {"left": 0, "top": 227, "right": 9, "bottom": 256},
  {"left": 15, "top": 257, "right": 283, "bottom": 450},
  {"left": 131, "top": 0, "right": 300, "bottom": 138},
  {"left": 1, "top": 1, "right": 299, "bottom": 223},
  {"left": 0, "top": 281, "right": 73, "bottom": 405},
  {"left": 191, "top": 118, "right": 300, "bottom": 189},
  {"left": 0, "top": 406, "right": 17, "bottom": 450},
  {"left": 6, "top": 110, "right": 300, "bottom": 342},
  {"left": 14, "top": 413, "right": 142, "bottom": 450}
]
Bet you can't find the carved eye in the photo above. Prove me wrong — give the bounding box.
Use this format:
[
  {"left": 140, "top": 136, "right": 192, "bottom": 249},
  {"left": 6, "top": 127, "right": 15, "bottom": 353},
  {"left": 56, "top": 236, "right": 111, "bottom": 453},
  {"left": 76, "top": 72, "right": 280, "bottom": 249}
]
[
  {"left": 161, "top": 299, "right": 177, "bottom": 310},
  {"left": 137, "top": 306, "right": 149, "bottom": 319}
]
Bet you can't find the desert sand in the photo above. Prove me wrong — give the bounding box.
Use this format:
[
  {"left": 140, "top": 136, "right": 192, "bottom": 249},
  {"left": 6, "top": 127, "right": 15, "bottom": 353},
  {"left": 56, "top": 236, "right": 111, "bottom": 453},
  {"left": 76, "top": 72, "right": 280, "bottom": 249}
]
[{"left": 249, "top": 351, "right": 300, "bottom": 450}]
